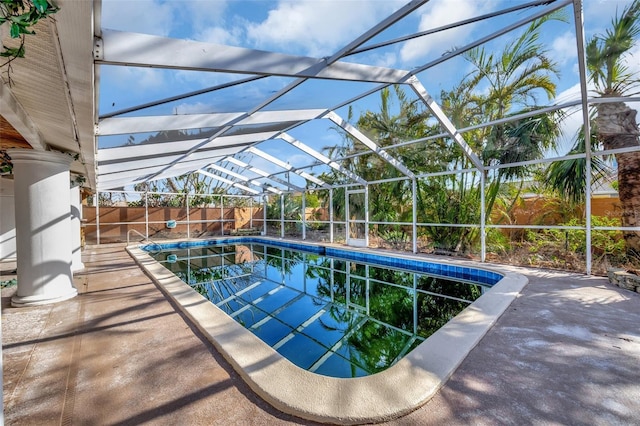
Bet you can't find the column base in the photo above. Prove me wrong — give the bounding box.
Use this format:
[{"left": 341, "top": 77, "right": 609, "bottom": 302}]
[{"left": 11, "top": 288, "right": 78, "bottom": 307}]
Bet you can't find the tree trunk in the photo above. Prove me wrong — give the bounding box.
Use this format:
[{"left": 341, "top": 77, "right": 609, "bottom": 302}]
[{"left": 597, "top": 101, "right": 640, "bottom": 254}]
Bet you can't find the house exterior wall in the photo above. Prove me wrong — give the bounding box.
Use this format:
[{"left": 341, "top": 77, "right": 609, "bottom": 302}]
[{"left": 0, "top": 178, "right": 16, "bottom": 260}]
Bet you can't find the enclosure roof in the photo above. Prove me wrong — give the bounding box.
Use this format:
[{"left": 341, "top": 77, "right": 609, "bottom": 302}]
[{"left": 2, "top": 0, "right": 635, "bottom": 194}]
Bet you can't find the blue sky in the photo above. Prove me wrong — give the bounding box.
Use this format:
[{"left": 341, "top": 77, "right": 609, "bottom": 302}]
[{"left": 97, "top": 0, "right": 639, "bottom": 189}]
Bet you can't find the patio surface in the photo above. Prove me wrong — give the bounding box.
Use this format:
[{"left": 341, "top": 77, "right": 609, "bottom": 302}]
[{"left": 2, "top": 243, "right": 640, "bottom": 425}]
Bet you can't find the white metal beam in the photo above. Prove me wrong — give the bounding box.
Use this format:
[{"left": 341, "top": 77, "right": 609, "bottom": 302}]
[
  {"left": 325, "top": 111, "right": 416, "bottom": 178},
  {"left": 96, "top": 29, "right": 409, "bottom": 84},
  {"left": 279, "top": 132, "right": 368, "bottom": 185},
  {"left": 97, "top": 151, "right": 238, "bottom": 186},
  {"left": 326, "top": 0, "right": 429, "bottom": 64},
  {"left": 98, "top": 146, "right": 240, "bottom": 175},
  {"left": 221, "top": 156, "right": 304, "bottom": 192},
  {"left": 407, "top": 78, "right": 484, "bottom": 170},
  {"left": 205, "top": 163, "right": 281, "bottom": 194},
  {"left": 97, "top": 132, "right": 276, "bottom": 163},
  {"left": 409, "top": 0, "right": 572, "bottom": 76},
  {"left": 197, "top": 170, "right": 260, "bottom": 195},
  {"left": 297, "top": 171, "right": 328, "bottom": 188},
  {"left": 247, "top": 147, "right": 293, "bottom": 171},
  {"left": 97, "top": 109, "right": 327, "bottom": 136},
  {"left": 247, "top": 148, "right": 329, "bottom": 188},
  {"left": 107, "top": 0, "right": 426, "bottom": 186}
]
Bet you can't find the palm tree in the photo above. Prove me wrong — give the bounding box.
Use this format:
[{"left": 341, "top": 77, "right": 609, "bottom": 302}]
[
  {"left": 545, "top": 124, "right": 610, "bottom": 205},
  {"left": 320, "top": 17, "right": 563, "bottom": 255},
  {"left": 588, "top": 0, "right": 640, "bottom": 253},
  {"left": 546, "top": 1, "right": 640, "bottom": 253},
  {"left": 461, "top": 15, "right": 564, "bottom": 219}
]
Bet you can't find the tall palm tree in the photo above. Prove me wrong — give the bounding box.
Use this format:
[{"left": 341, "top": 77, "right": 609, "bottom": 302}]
[
  {"left": 588, "top": 0, "right": 640, "bottom": 253},
  {"left": 463, "top": 14, "right": 560, "bottom": 123},
  {"left": 461, "top": 15, "right": 563, "bottom": 221},
  {"left": 544, "top": 123, "right": 610, "bottom": 205},
  {"left": 546, "top": 1, "right": 640, "bottom": 253}
]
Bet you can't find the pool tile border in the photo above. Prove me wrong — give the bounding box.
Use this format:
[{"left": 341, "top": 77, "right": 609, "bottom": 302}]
[
  {"left": 144, "top": 237, "right": 503, "bottom": 286},
  {"left": 129, "top": 237, "right": 527, "bottom": 424}
]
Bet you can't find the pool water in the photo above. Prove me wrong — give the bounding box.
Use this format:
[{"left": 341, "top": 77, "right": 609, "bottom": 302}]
[{"left": 148, "top": 241, "right": 492, "bottom": 378}]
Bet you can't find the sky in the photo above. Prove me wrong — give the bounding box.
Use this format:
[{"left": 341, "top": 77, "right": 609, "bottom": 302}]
[{"left": 97, "top": 0, "right": 640, "bottom": 192}]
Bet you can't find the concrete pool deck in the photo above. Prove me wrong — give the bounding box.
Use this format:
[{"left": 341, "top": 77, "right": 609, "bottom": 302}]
[{"left": 3, "top": 243, "right": 640, "bottom": 425}]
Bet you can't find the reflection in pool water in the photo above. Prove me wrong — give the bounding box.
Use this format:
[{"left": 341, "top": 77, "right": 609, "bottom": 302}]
[{"left": 150, "top": 242, "right": 490, "bottom": 378}]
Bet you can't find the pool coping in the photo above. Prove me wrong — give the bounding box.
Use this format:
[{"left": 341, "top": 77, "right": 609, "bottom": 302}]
[{"left": 127, "top": 237, "right": 528, "bottom": 424}]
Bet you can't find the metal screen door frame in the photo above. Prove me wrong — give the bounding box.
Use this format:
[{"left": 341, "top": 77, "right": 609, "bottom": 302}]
[{"left": 346, "top": 188, "right": 368, "bottom": 247}]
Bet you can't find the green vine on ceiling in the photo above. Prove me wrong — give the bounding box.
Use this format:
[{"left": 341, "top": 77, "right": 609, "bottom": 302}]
[{"left": 0, "top": 0, "right": 60, "bottom": 83}]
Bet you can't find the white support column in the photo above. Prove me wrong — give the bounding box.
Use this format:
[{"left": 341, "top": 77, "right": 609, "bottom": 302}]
[
  {"left": 220, "top": 195, "right": 224, "bottom": 236},
  {"left": 186, "top": 193, "right": 190, "bottom": 239},
  {"left": 70, "top": 185, "right": 84, "bottom": 272},
  {"left": 302, "top": 191, "right": 306, "bottom": 240},
  {"left": 365, "top": 185, "right": 370, "bottom": 247},
  {"left": 250, "top": 197, "right": 254, "bottom": 229},
  {"left": 144, "top": 191, "right": 149, "bottom": 240},
  {"left": 263, "top": 195, "right": 268, "bottom": 236},
  {"left": 280, "top": 194, "right": 285, "bottom": 239},
  {"left": 573, "top": 0, "right": 592, "bottom": 275},
  {"left": 480, "top": 171, "right": 487, "bottom": 262},
  {"left": 95, "top": 191, "right": 100, "bottom": 244},
  {"left": 0, "top": 178, "right": 16, "bottom": 261},
  {"left": 329, "top": 189, "right": 334, "bottom": 243},
  {"left": 345, "top": 188, "right": 348, "bottom": 243},
  {"left": 8, "top": 149, "right": 77, "bottom": 307},
  {"left": 412, "top": 178, "right": 417, "bottom": 254}
]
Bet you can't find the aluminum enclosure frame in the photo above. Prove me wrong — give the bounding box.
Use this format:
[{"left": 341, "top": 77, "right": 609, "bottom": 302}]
[{"left": 86, "top": 0, "right": 640, "bottom": 276}]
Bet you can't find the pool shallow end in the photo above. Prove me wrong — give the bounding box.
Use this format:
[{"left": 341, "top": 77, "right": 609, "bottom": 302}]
[{"left": 127, "top": 242, "right": 527, "bottom": 424}]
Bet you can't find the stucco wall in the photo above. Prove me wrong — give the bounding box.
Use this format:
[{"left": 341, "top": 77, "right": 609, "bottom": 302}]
[{"left": 0, "top": 177, "right": 16, "bottom": 260}]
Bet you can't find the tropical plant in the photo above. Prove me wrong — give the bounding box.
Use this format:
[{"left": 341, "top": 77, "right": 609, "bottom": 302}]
[
  {"left": 544, "top": 123, "right": 611, "bottom": 205},
  {"left": 420, "top": 16, "right": 564, "bottom": 253},
  {"left": 588, "top": 0, "right": 640, "bottom": 253},
  {"left": 318, "top": 17, "right": 563, "bottom": 256},
  {"left": 462, "top": 15, "right": 563, "bottom": 216},
  {"left": 545, "top": 0, "right": 640, "bottom": 254}
]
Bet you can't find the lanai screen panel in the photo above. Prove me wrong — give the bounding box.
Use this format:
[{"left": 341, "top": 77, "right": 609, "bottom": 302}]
[{"left": 93, "top": 0, "right": 636, "bottom": 193}]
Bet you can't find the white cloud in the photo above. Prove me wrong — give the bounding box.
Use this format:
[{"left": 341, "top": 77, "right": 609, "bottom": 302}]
[
  {"left": 399, "top": 0, "right": 494, "bottom": 65},
  {"left": 583, "top": 0, "right": 636, "bottom": 34},
  {"left": 367, "top": 51, "right": 398, "bottom": 68},
  {"left": 551, "top": 31, "right": 577, "bottom": 66},
  {"left": 282, "top": 153, "right": 311, "bottom": 168},
  {"left": 245, "top": 0, "right": 400, "bottom": 57},
  {"left": 622, "top": 41, "right": 640, "bottom": 78},
  {"left": 196, "top": 26, "right": 241, "bottom": 46},
  {"left": 102, "top": 66, "right": 166, "bottom": 96},
  {"left": 101, "top": 0, "right": 174, "bottom": 36},
  {"left": 175, "top": 102, "right": 214, "bottom": 114},
  {"left": 178, "top": 1, "right": 229, "bottom": 32},
  {"left": 552, "top": 83, "right": 583, "bottom": 153}
]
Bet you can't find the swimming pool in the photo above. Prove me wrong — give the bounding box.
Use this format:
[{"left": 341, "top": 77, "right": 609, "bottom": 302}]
[
  {"left": 147, "top": 240, "right": 499, "bottom": 378},
  {"left": 128, "top": 237, "right": 526, "bottom": 424}
]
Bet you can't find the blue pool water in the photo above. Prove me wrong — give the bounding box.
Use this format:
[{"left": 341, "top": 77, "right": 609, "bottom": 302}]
[{"left": 144, "top": 238, "right": 502, "bottom": 378}]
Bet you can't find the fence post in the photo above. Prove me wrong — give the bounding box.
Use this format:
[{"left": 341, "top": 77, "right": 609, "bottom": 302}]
[
  {"left": 412, "top": 178, "right": 417, "bottom": 254},
  {"left": 186, "top": 193, "right": 190, "bottom": 239},
  {"left": 280, "top": 194, "right": 285, "bottom": 239},
  {"left": 145, "top": 191, "right": 149, "bottom": 240},
  {"left": 96, "top": 191, "right": 100, "bottom": 245},
  {"left": 480, "top": 171, "right": 486, "bottom": 262},
  {"left": 329, "top": 188, "right": 334, "bottom": 243},
  {"left": 302, "top": 191, "right": 306, "bottom": 240}
]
